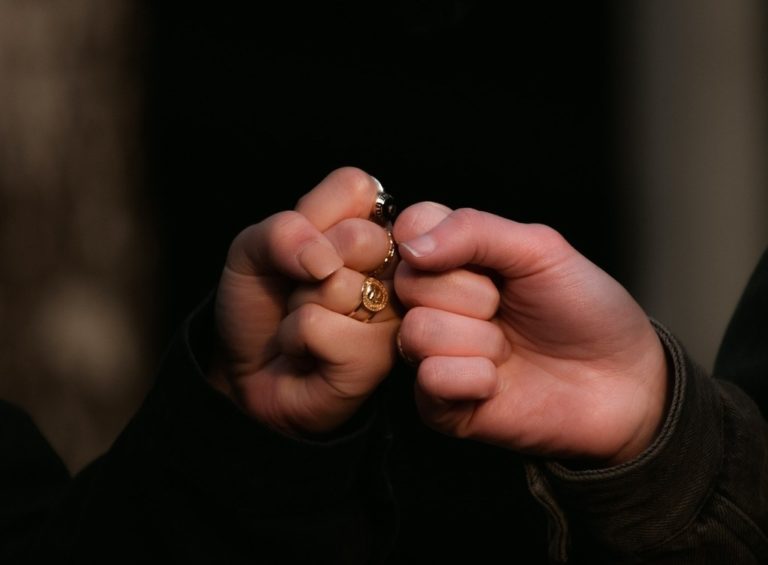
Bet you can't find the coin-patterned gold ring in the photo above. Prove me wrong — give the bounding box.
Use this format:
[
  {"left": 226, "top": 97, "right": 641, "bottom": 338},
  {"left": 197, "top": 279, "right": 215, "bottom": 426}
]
[{"left": 348, "top": 276, "right": 389, "bottom": 322}]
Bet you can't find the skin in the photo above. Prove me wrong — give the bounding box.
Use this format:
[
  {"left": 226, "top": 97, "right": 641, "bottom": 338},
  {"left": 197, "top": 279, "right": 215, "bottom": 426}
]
[
  {"left": 210, "top": 167, "right": 401, "bottom": 436},
  {"left": 393, "top": 203, "right": 669, "bottom": 465},
  {"left": 211, "top": 166, "right": 668, "bottom": 466}
]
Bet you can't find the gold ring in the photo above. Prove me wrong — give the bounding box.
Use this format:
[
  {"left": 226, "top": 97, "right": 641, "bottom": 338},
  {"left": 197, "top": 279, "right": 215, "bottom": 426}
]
[
  {"left": 370, "top": 177, "right": 397, "bottom": 226},
  {"left": 348, "top": 276, "right": 389, "bottom": 322},
  {"left": 369, "top": 229, "right": 397, "bottom": 276}
]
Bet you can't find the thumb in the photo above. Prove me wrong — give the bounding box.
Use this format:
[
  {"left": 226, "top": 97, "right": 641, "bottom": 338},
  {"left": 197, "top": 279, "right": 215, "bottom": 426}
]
[{"left": 398, "top": 208, "right": 568, "bottom": 278}]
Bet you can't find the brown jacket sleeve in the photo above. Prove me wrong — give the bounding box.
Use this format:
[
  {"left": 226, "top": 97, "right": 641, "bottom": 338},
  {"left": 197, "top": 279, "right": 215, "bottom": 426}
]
[{"left": 528, "top": 251, "right": 768, "bottom": 564}]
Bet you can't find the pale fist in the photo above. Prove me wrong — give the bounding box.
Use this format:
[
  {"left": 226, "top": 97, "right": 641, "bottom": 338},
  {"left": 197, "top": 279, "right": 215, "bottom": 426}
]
[
  {"left": 393, "top": 203, "right": 668, "bottom": 465},
  {"left": 211, "top": 168, "right": 401, "bottom": 437}
]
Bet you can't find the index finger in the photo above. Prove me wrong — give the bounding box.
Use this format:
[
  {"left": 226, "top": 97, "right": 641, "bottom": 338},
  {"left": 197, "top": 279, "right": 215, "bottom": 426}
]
[{"left": 295, "top": 167, "right": 385, "bottom": 231}]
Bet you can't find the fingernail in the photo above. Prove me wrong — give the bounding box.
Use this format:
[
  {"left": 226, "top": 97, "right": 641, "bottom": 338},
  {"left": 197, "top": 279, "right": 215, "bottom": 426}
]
[
  {"left": 400, "top": 234, "right": 436, "bottom": 258},
  {"left": 298, "top": 241, "right": 343, "bottom": 280}
]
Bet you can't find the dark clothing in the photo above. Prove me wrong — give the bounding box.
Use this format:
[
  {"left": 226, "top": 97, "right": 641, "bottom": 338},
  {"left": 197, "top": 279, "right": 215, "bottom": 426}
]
[{"left": 2, "top": 252, "right": 768, "bottom": 563}]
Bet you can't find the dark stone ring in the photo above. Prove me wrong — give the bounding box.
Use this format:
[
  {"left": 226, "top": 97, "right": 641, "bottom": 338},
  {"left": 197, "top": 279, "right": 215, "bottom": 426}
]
[{"left": 370, "top": 177, "right": 397, "bottom": 226}]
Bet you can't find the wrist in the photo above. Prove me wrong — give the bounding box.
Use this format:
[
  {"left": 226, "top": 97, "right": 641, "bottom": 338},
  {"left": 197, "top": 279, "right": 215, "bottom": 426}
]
[{"left": 607, "top": 331, "right": 671, "bottom": 466}]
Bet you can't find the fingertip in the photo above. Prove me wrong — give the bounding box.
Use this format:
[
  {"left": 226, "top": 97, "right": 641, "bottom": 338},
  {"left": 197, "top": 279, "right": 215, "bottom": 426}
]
[
  {"left": 399, "top": 234, "right": 437, "bottom": 259},
  {"left": 296, "top": 167, "right": 380, "bottom": 230},
  {"left": 393, "top": 201, "right": 453, "bottom": 243},
  {"left": 297, "top": 240, "right": 344, "bottom": 280}
]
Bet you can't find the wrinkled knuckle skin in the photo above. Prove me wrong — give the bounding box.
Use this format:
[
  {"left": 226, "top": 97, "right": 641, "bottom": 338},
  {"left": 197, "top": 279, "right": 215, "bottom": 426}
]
[
  {"left": 400, "top": 307, "right": 433, "bottom": 356},
  {"left": 268, "top": 211, "right": 306, "bottom": 239},
  {"left": 448, "top": 207, "right": 483, "bottom": 234},
  {"left": 528, "top": 223, "right": 570, "bottom": 257}
]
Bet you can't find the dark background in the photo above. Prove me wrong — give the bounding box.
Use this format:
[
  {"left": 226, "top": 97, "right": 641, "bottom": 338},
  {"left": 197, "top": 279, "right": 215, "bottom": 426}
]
[
  {"left": 144, "top": 2, "right": 624, "bottom": 343},
  {"left": 2, "top": 1, "right": 763, "bottom": 474}
]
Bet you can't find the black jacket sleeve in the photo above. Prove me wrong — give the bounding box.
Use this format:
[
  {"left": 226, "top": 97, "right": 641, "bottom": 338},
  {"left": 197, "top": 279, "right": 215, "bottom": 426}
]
[
  {"left": 6, "top": 252, "right": 768, "bottom": 564},
  {"left": 2, "top": 297, "right": 394, "bottom": 565},
  {"left": 715, "top": 248, "right": 768, "bottom": 418}
]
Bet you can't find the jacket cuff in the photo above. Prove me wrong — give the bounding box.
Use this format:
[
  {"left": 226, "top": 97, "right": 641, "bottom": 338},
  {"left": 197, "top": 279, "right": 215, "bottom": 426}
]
[
  {"left": 538, "top": 320, "right": 723, "bottom": 556},
  {"left": 123, "top": 294, "right": 381, "bottom": 515}
]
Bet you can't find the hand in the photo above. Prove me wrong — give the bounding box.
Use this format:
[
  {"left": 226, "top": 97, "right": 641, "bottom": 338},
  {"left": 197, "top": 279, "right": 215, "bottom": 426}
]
[
  {"left": 211, "top": 168, "right": 401, "bottom": 436},
  {"left": 393, "top": 203, "right": 668, "bottom": 465}
]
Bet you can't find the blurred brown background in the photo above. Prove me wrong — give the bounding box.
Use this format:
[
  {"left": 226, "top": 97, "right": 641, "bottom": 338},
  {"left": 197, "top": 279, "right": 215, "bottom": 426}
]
[
  {"left": 0, "top": 1, "right": 154, "bottom": 473},
  {"left": 0, "top": 1, "right": 766, "bottom": 474}
]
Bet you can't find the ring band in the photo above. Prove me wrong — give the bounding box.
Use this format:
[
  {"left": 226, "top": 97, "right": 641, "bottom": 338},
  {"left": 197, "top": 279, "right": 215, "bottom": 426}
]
[
  {"left": 370, "top": 177, "right": 397, "bottom": 226},
  {"left": 348, "top": 276, "right": 389, "bottom": 322},
  {"left": 369, "top": 229, "right": 397, "bottom": 276}
]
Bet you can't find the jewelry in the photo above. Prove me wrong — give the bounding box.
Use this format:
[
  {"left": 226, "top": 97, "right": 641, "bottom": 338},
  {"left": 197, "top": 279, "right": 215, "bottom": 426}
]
[
  {"left": 348, "top": 276, "right": 389, "bottom": 322},
  {"left": 369, "top": 229, "right": 397, "bottom": 276},
  {"left": 370, "top": 177, "right": 397, "bottom": 226}
]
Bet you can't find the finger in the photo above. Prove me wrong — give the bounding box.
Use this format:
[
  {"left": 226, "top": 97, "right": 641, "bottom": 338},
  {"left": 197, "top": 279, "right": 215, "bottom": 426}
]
[
  {"left": 323, "top": 219, "right": 398, "bottom": 276},
  {"left": 412, "top": 383, "right": 476, "bottom": 439},
  {"left": 399, "top": 307, "right": 511, "bottom": 365},
  {"left": 395, "top": 264, "right": 499, "bottom": 320},
  {"left": 412, "top": 357, "right": 497, "bottom": 440},
  {"left": 393, "top": 202, "right": 499, "bottom": 319},
  {"left": 398, "top": 208, "right": 572, "bottom": 279},
  {"left": 287, "top": 268, "right": 400, "bottom": 323},
  {"left": 417, "top": 356, "right": 498, "bottom": 401},
  {"left": 277, "top": 302, "right": 398, "bottom": 397},
  {"left": 226, "top": 210, "right": 344, "bottom": 281},
  {"left": 232, "top": 302, "right": 398, "bottom": 434},
  {"left": 392, "top": 201, "right": 452, "bottom": 243},
  {"left": 295, "top": 167, "right": 385, "bottom": 231}
]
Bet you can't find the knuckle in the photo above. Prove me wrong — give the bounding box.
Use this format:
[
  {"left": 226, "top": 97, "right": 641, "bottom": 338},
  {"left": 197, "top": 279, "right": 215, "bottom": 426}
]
[
  {"left": 227, "top": 225, "right": 254, "bottom": 259},
  {"left": 509, "top": 223, "right": 573, "bottom": 274},
  {"left": 400, "top": 307, "right": 433, "bottom": 351},
  {"left": 328, "top": 166, "right": 375, "bottom": 200},
  {"left": 255, "top": 212, "right": 309, "bottom": 258},
  {"left": 322, "top": 268, "right": 347, "bottom": 294},
  {"left": 322, "top": 269, "right": 355, "bottom": 302},
  {"left": 335, "top": 219, "right": 377, "bottom": 259},
  {"left": 267, "top": 210, "right": 306, "bottom": 239},
  {"left": 528, "top": 223, "right": 570, "bottom": 255},
  {"left": 226, "top": 222, "right": 269, "bottom": 270},
  {"left": 448, "top": 207, "right": 483, "bottom": 233}
]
